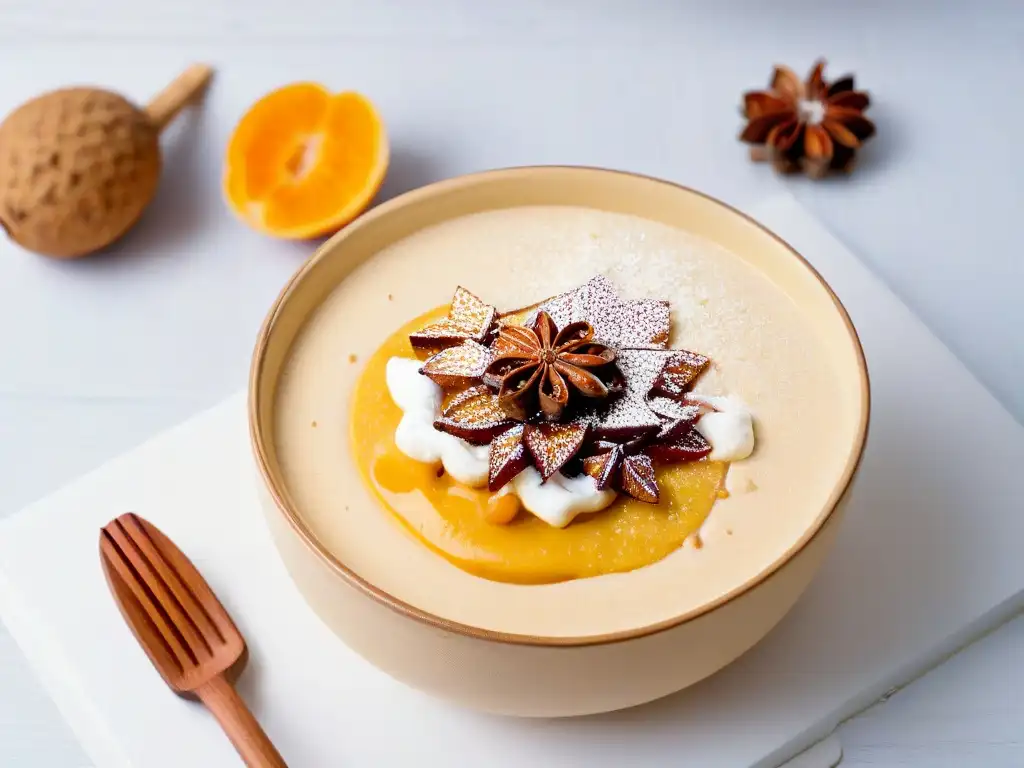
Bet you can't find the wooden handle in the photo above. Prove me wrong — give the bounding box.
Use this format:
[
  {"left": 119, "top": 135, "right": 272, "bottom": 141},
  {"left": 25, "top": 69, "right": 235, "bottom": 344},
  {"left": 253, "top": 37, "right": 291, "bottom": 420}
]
[
  {"left": 145, "top": 63, "right": 214, "bottom": 132},
  {"left": 196, "top": 675, "right": 288, "bottom": 768}
]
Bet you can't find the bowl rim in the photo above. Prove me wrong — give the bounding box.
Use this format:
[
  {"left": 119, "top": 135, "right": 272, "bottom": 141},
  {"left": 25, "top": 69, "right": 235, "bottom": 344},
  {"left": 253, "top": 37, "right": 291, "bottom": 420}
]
[{"left": 249, "top": 165, "right": 871, "bottom": 648}]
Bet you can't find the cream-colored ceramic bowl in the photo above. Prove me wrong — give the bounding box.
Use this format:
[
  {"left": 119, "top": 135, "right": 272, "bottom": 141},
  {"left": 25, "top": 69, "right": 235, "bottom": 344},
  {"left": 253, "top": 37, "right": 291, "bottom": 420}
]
[{"left": 250, "top": 167, "right": 870, "bottom": 717}]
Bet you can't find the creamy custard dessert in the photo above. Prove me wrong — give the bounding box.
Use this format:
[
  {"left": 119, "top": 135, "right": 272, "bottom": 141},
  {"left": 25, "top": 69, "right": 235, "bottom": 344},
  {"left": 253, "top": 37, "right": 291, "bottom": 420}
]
[{"left": 274, "top": 205, "right": 848, "bottom": 636}]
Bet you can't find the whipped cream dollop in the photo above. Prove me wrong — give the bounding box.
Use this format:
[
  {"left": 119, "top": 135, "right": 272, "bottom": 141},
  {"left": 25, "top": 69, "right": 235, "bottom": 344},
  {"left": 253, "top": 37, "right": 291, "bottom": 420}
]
[
  {"left": 511, "top": 467, "right": 616, "bottom": 528},
  {"left": 384, "top": 356, "right": 755, "bottom": 527},
  {"left": 386, "top": 358, "right": 490, "bottom": 486},
  {"left": 688, "top": 394, "right": 756, "bottom": 462}
]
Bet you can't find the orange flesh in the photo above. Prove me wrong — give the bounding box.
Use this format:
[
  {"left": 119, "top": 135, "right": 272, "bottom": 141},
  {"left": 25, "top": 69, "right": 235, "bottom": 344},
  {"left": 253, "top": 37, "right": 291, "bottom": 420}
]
[
  {"left": 350, "top": 307, "right": 728, "bottom": 584},
  {"left": 224, "top": 83, "right": 388, "bottom": 239}
]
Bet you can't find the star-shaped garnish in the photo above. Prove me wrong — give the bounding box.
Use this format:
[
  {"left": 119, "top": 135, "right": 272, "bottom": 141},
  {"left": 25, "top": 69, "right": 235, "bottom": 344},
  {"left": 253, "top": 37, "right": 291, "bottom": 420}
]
[
  {"left": 410, "top": 286, "right": 496, "bottom": 350},
  {"left": 433, "top": 385, "right": 513, "bottom": 445},
  {"left": 654, "top": 407, "right": 701, "bottom": 442},
  {"left": 582, "top": 440, "right": 659, "bottom": 503},
  {"left": 593, "top": 348, "right": 696, "bottom": 440},
  {"left": 483, "top": 311, "right": 616, "bottom": 421},
  {"left": 578, "top": 275, "right": 670, "bottom": 348},
  {"left": 532, "top": 275, "right": 670, "bottom": 349},
  {"left": 620, "top": 453, "right": 659, "bottom": 503},
  {"left": 740, "top": 58, "right": 876, "bottom": 177},
  {"left": 420, "top": 340, "right": 493, "bottom": 389},
  {"left": 581, "top": 444, "right": 624, "bottom": 490},
  {"left": 646, "top": 403, "right": 712, "bottom": 463}
]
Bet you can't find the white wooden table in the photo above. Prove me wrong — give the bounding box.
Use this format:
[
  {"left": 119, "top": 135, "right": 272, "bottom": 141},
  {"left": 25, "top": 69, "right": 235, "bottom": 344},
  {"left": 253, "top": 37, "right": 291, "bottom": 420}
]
[{"left": 1, "top": 2, "right": 1022, "bottom": 765}]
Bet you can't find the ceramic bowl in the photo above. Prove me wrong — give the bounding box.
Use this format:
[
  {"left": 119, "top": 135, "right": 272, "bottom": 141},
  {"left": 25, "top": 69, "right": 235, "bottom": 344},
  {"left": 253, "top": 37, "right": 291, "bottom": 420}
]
[{"left": 249, "top": 166, "right": 869, "bottom": 717}]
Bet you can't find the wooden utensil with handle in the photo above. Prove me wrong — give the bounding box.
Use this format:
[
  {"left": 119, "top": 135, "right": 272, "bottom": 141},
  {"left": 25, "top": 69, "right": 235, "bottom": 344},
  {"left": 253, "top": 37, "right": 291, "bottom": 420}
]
[{"left": 99, "top": 513, "right": 287, "bottom": 768}]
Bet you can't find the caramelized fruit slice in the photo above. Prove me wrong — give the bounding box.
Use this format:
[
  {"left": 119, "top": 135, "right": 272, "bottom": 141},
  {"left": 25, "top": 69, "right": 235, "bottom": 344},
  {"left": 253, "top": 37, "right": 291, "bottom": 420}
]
[
  {"left": 441, "top": 385, "right": 489, "bottom": 414},
  {"left": 496, "top": 296, "right": 553, "bottom": 330},
  {"left": 530, "top": 288, "right": 575, "bottom": 329},
  {"left": 420, "top": 340, "right": 493, "bottom": 389},
  {"left": 655, "top": 412, "right": 701, "bottom": 443},
  {"left": 488, "top": 424, "right": 528, "bottom": 491},
  {"left": 524, "top": 422, "right": 588, "bottom": 480},
  {"left": 582, "top": 445, "right": 624, "bottom": 491},
  {"left": 583, "top": 444, "right": 662, "bottom": 502},
  {"left": 434, "top": 386, "right": 513, "bottom": 445},
  {"left": 652, "top": 350, "right": 710, "bottom": 397},
  {"left": 410, "top": 287, "right": 496, "bottom": 350},
  {"left": 647, "top": 427, "right": 712, "bottom": 463},
  {"left": 619, "top": 454, "right": 659, "bottom": 503}
]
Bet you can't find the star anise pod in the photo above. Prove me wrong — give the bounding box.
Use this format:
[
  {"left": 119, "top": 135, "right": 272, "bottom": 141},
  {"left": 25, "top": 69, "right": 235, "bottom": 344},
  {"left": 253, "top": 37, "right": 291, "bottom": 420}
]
[
  {"left": 483, "top": 311, "right": 616, "bottom": 421},
  {"left": 740, "top": 59, "right": 875, "bottom": 178}
]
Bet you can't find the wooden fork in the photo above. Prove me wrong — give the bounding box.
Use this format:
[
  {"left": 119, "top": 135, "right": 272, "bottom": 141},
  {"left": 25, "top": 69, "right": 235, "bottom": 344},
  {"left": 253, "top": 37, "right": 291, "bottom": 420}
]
[{"left": 99, "top": 512, "right": 287, "bottom": 767}]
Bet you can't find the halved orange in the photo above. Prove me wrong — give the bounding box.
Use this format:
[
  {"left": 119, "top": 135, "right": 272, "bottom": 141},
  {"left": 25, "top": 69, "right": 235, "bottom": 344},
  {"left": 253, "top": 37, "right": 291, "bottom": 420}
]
[{"left": 224, "top": 83, "right": 389, "bottom": 239}]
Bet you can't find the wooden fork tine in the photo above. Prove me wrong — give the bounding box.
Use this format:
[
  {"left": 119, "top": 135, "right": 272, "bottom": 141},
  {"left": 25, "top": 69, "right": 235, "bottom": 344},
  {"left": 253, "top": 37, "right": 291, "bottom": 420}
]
[
  {"left": 100, "top": 512, "right": 287, "bottom": 767},
  {"left": 99, "top": 530, "right": 196, "bottom": 669},
  {"left": 118, "top": 514, "right": 224, "bottom": 643},
  {"left": 131, "top": 516, "right": 241, "bottom": 646},
  {"left": 103, "top": 518, "right": 212, "bottom": 661}
]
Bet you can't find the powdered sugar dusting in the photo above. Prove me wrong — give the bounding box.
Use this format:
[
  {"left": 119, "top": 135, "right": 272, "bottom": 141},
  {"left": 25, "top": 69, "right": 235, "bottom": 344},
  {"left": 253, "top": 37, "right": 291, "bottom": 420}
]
[
  {"left": 533, "top": 289, "right": 574, "bottom": 328},
  {"left": 524, "top": 422, "right": 588, "bottom": 480},
  {"left": 595, "top": 348, "right": 680, "bottom": 438},
  {"left": 577, "top": 275, "right": 670, "bottom": 348},
  {"left": 648, "top": 396, "right": 703, "bottom": 422},
  {"left": 532, "top": 275, "right": 670, "bottom": 348},
  {"left": 420, "top": 340, "right": 493, "bottom": 387},
  {"left": 451, "top": 286, "right": 495, "bottom": 334},
  {"left": 410, "top": 286, "right": 495, "bottom": 347}
]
